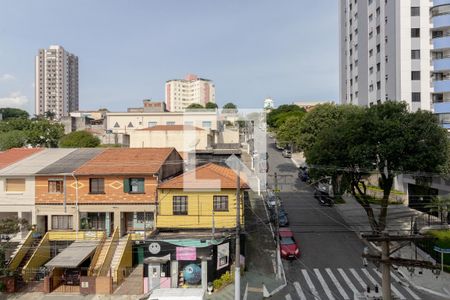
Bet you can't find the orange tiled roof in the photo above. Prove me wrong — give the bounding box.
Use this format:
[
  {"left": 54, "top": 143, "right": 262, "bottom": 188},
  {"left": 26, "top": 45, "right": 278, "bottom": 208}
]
[
  {"left": 158, "top": 163, "right": 248, "bottom": 189},
  {"left": 0, "top": 148, "right": 43, "bottom": 170},
  {"left": 74, "top": 148, "right": 177, "bottom": 175},
  {"left": 137, "top": 125, "right": 204, "bottom": 131}
]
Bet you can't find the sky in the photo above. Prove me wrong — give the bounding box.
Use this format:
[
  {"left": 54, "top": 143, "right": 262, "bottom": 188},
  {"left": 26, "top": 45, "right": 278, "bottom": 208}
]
[{"left": 0, "top": 0, "right": 339, "bottom": 114}]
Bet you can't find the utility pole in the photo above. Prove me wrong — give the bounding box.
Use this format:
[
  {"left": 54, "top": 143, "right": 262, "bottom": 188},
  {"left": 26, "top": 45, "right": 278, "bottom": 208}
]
[
  {"left": 362, "top": 233, "right": 440, "bottom": 300},
  {"left": 274, "top": 172, "right": 281, "bottom": 279},
  {"left": 235, "top": 167, "right": 241, "bottom": 300}
]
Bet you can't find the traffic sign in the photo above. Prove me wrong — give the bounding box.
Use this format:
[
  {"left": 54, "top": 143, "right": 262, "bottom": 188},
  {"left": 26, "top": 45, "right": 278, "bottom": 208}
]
[{"left": 434, "top": 246, "right": 450, "bottom": 254}]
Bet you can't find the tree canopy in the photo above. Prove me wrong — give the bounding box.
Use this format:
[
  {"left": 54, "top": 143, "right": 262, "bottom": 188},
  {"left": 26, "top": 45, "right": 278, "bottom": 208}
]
[
  {"left": 0, "top": 108, "right": 29, "bottom": 120},
  {"left": 223, "top": 102, "right": 237, "bottom": 109},
  {"left": 0, "top": 118, "right": 64, "bottom": 150},
  {"left": 267, "top": 104, "right": 305, "bottom": 129},
  {"left": 305, "top": 101, "right": 450, "bottom": 233},
  {"left": 59, "top": 130, "right": 101, "bottom": 148},
  {"left": 205, "top": 102, "right": 218, "bottom": 109},
  {"left": 186, "top": 103, "right": 204, "bottom": 109}
]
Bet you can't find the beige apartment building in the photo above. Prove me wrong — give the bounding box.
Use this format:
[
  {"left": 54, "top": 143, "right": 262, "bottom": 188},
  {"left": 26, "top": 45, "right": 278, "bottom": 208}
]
[{"left": 165, "top": 74, "right": 215, "bottom": 111}]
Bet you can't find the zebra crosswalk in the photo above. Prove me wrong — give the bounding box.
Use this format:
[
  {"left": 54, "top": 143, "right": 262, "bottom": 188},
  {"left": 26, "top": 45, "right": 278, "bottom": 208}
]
[{"left": 284, "top": 267, "right": 421, "bottom": 300}]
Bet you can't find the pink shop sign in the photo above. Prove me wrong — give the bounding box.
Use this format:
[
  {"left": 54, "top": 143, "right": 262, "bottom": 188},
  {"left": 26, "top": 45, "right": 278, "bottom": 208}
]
[{"left": 176, "top": 247, "right": 197, "bottom": 261}]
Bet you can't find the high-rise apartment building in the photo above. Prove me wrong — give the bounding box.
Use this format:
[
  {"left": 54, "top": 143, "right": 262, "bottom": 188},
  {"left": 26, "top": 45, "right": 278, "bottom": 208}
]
[
  {"left": 35, "top": 45, "right": 79, "bottom": 119},
  {"left": 165, "top": 74, "right": 215, "bottom": 111},
  {"left": 339, "top": 0, "right": 432, "bottom": 112},
  {"left": 431, "top": 1, "right": 450, "bottom": 129}
]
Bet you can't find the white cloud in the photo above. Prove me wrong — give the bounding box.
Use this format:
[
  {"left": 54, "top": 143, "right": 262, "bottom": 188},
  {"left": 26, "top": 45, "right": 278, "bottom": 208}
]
[
  {"left": 0, "top": 92, "right": 29, "bottom": 108},
  {"left": 0, "top": 74, "right": 15, "bottom": 81}
]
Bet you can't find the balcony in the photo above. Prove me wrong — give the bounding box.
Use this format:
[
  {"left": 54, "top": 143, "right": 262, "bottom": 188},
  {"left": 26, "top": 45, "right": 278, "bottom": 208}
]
[
  {"left": 434, "top": 57, "right": 450, "bottom": 71},
  {"left": 434, "top": 0, "right": 450, "bottom": 7},
  {"left": 433, "top": 102, "right": 450, "bottom": 113},
  {"left": 433, "top": 14, "right": 450, "bottom": 29},
  {"left": 433, "top": 79, "right": 450, "bottom": 93},
  {"left": 433, "top": 36, "right": 450, "bottom": 50}
]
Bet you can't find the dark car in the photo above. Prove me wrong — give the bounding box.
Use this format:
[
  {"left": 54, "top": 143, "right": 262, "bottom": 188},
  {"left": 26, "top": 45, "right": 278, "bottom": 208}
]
[
  {"left": 279, "top": 228, "right": 300, "bottom": 259},
  {"left": 269, "top": 207, "right": 289, "bottom": 227},
  {"left": 62, "top": 269, "right": 80, "bottom": 285},
  {"left": 314, "top": 189, "right": 334, "bottom": 206}
]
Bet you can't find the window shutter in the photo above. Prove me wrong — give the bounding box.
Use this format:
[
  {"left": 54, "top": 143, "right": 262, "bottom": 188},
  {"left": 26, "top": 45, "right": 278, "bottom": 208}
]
[
  {"left": 123, "top": 179, "right": 130, "bottom": 193},
  {"left": 138, "top": 179, "right": 145, "bottom": 193}
]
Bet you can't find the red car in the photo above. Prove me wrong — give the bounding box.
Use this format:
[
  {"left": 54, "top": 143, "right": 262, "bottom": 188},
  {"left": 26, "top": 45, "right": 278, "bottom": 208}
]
[{"left": 279, "top": 228, "right": 300, "bottom": 259}]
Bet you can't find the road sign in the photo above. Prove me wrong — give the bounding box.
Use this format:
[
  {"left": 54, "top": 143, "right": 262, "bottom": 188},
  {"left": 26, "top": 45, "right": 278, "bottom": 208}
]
[{"left": 434, "top": 246, "right": 450, "bottom": 254}]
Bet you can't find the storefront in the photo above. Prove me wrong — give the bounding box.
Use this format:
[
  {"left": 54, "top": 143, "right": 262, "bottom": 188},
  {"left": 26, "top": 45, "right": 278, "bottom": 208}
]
[{"left": 142, "top": 236, "right": 234, "bottom": 293}]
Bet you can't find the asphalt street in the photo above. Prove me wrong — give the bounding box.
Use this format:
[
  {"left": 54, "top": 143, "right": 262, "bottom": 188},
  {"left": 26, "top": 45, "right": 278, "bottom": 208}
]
[{"left": 264, "top": 137, "right": 442, "bottom": 300}]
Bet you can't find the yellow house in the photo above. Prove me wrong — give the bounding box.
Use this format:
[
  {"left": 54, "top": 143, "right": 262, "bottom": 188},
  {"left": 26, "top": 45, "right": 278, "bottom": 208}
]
[{"left": 157, "top": 163, "right": 247, "bottom": 229}]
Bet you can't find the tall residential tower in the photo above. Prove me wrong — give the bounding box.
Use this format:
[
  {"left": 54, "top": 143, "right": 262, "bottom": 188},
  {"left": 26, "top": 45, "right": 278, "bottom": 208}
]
[
  {"left": 35, "top": 45, "right": 79, "bottom": 119},
  {"left": 339, "top": 0, "right": 432, "bottom": 111},
  {"left": 165, "top": 74, "right": 215, "bottom": 112}
]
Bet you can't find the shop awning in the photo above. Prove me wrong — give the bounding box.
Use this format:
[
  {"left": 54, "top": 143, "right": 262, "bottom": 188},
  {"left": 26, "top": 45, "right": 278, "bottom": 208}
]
[{"left": 45, "top": 240, "right": 99, "bottom": 268}]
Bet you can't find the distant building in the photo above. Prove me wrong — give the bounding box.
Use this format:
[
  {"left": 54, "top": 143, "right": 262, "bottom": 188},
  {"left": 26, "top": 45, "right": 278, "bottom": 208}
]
[
  {"left": 263, "top": 98, "right": 274, "bottom": 110},
  {"left": 127, "top": 99, "right": 167, "bottom": 113},
  {"left": 165, "top": 74, "right": 215, "bottom": 111},
  {"left": 293, "top": 100, "right": 333, "bottom": 112},
  {"left": 35, "top": 45, "right": 79, "bottom": 119}
]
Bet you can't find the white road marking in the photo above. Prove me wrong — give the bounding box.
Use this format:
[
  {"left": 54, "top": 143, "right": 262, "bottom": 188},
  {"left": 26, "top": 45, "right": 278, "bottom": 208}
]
[
  {"left": 361, "top": 268, "right": 379, "bottom": 287},
  {"left": 293, "top": 282, "right": 307, "bottom": 300},
  {"left": 302, "top": 269, "right": 322, "bottom": 300},
  {"left": 372, "top": 268, "right": 407, "bottom": 300},
  {"left": 390, "top": 271, "right": 420, "bottom": 300},
  {"left": 285, "top": 293, "right": 293, "bottom": 300},
  {"left": 326, "top": 268, "right": 350, "bottom": 300},
  {"left": 338, "top": 268, "right": 360, "bottom": 296},
  {"left": 349, "top": 268, "right": 367, "bottom": 289},
  {"left": 314, "top": 268, "right": 335, "bottom": 300}
]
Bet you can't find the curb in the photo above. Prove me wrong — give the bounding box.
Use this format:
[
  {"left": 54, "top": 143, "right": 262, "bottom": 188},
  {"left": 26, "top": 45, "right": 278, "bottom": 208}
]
[
  {"left": 290, "top": 157, "right": 300, "bottom": 168},
  {"left": 397, "top": 268, "right": 450, "bottom": 299}
]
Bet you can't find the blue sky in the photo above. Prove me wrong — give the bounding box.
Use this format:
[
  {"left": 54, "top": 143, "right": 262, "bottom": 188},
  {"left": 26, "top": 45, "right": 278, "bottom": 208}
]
[{"left": 0, "top": 0, "right": 339, "bottom": 113}]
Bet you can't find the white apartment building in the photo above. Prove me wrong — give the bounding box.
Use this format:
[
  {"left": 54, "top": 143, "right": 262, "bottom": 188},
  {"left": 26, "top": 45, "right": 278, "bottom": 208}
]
[
  {"left": 339, "top": 0, "right": 432, "bottom": 111},
  {"left": 35, "top": 45, "right": 79, "bottom": 119},
  {"left": 165, "top": 74, "right": 215, "bottom": 111}
]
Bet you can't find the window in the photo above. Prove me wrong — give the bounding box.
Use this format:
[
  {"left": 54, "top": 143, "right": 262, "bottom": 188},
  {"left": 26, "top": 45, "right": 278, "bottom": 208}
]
[
  {"left": 202, "top": 121, "right": 212, "bottom": 129},
  {"left": 173, "top": 196, "right": 188, "bottom": 215},
  {"left": 411, "top": 50, "right": 420, "bottom": 59},
  {"left": 376, "top": 26, "right": 380, "bottom": 35},
  {"left": 51, "top": 215, "right": 73, "bottom": 230},
  {"left": 127, "top": 122, "right": 134, "bottom": 128},
  {"left": 376, "top": 44, "right": 380, "bottom": 53},
  {"left": 377, "top": 81, "right": 381, "bottom": 90},
  {"left": 48, "top": 179, "right": 63, "bottom": 193},
  {"left": 136, "top": 212, "right": 154, "bottom": 224},
  {"left": 148, "top": 121, "right": 157, "bottom": 127},
  {"left": 89, "top": 178, "right": 105, "bottom": 194},
  {"left": 377, "top": 63, "right": 381, "bottom": 72},
  {"left": 5, "top": 178, "right": 25, "bottom": 192},
  {"left": 166, "top": 121, "right": 175, "bottom": 125},
  {"left": 411, "top": 71, "right": 421, "bottom": 80},
  {"left": 123, "top": 178, "right": 145, "bottom": 193},
  {"left": 411, "top": 7, "right": 420, "bottom": 16},
  {"left": 369, "top": 49, "right": 373, "bottom": 57},
  {"left": 214, "top": 196, "right": 229, "bottom": 212},
  {"left": 113, "top": 122, "right": 120, "bottom": 128},
  {"left": 411, "top": 28, "right": 420, "bottom": 38},
  {"left": 369, "top": 67, "right": 374, "bottom": 74},
  {"left": 412, "top": 93, "right": 421, "bottom": 102},
  {"left": 369, "top": 84, "right": 374, "bottom": 92}
]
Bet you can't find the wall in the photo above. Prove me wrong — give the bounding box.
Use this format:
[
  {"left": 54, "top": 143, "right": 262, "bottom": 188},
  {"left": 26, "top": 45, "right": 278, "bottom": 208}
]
[
  {"left": 157, "top": 189, "right": 244, "bottom": 229},
  {"left": 129, "top": 129, "right": 210, "bottom": 151},
  {"left": 0, "top": 176, "right": 36, "bottom": 224},
  {"left": 35, "top": 175, "right": 157, "bottom": 205}
]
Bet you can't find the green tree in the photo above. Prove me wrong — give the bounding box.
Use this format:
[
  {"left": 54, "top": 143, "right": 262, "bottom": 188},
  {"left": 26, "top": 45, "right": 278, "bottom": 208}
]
[
  {"left": 0, "top": 131, "right": 28, "bottom": 151},
  {"left": 205, "top": 102, "right": 218, "bottom": 109},
  {"left": 425, "top": 196, "right": 450, "bottom": 225},
  {"left": 186, "top": 103, "right": 204, "bottom": 109},
  {"left": 276, "top": 115, "right": 305, "bottom": 150},
  {"left": 306, "top": 101, "right": 450, "bottom": 233},
  {"left": 267, "top": 105, "right": 305, "bottom": 129},
  {"left": 223, "top": 102, "right": 237, "bottom": 109},
  {"left": 59, "top": 130, "right": 101, "bottom": 148},
  {"left": 0, "top": 108, "right": 29, "bottom": 120}
]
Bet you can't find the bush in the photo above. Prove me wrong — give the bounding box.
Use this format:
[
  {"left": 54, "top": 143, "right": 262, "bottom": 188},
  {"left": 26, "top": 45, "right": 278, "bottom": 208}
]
[{"left": 212, "top": 271, "right": 234, "bottom": 291}]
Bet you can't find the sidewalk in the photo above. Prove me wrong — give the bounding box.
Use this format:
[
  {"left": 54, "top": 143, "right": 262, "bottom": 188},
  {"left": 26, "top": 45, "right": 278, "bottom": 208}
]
[{"left": 335, "top": 194, "right": 450, "bottom": 298}]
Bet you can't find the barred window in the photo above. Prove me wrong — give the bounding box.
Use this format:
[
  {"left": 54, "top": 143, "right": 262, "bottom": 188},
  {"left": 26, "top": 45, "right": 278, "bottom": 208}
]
[
  {"left": 213, "top": 196, "right": 229, "bottom": 212},
  {"left": 89, "top": 178, "right": 105, "bottom": 194},
  {"left": 173, "top": 196, "right": 188, "bottom": 215},
  {"left": 48, "top": 179, "right": 63, "bottom": 193},
  {"left": 51, "top": 215, "right": 72, "bottom": 230}
]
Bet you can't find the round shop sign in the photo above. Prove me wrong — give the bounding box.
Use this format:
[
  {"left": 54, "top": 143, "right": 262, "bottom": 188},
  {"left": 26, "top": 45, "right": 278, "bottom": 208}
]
[{"left": 148, "top": 242, "right": 161, "bottom": 254}]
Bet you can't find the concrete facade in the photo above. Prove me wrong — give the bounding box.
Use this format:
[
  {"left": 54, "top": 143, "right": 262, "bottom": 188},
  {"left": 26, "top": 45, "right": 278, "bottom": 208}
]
[
  {"left": 35, "top": 45, "right": 79, "bottom": 119},
  {"left": 339, "top": 0, "right": 433, "bottom": 111}
]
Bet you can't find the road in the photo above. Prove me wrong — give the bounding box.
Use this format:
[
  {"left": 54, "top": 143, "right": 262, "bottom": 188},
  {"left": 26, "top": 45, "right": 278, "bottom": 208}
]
[{"left": 264, "top": 137, "right": 442, "bottom": 300}]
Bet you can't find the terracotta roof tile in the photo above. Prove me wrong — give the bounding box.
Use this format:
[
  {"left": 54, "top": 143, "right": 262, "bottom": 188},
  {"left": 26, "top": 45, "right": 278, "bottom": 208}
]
[
  {"left": 0, "top": 148, "right": 43, "bottom": 170},
  {"left": 75, "top": 148, "right": 177, "bottom": 175},
  {"left": 137, "top": 125, "right": 204, "bottom": 131},
  {"left": 159, "top": 163, "right": 248, "bottom": 190}
]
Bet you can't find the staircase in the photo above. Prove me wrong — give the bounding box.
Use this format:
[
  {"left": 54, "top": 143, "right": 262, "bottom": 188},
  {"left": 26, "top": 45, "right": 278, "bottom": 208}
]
[
  {"left": 91, "top": 237, "right": 111, "bottom": 276},
  {"left": 111, "top": 234, "right": 132, "bottom": 283},
  {"left": 16, "top": 237, "right": 41, "bottom": 271}
]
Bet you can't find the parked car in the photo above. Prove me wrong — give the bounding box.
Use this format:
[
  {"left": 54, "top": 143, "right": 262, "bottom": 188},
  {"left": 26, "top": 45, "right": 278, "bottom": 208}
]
[
  {"left": 265, "top": 190, "right": 280, "bottom": 208},
  {"left": 279, "top": 228, "right": 300, "bottom": 259},
  {"left": 282, "top": 149, "right": 292, "bottom": 158},
  {"left": 313, "top": 178, "right": 334, "bottom": 206},
  {"left": 270, "top": 207, "right": 289, "bottom": 227},
  {"left": 275, "top": 143, "right": 285, "bottom": 150},
  {"left": 62, "top": 269, "right": 80, "bottom": 285}
]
